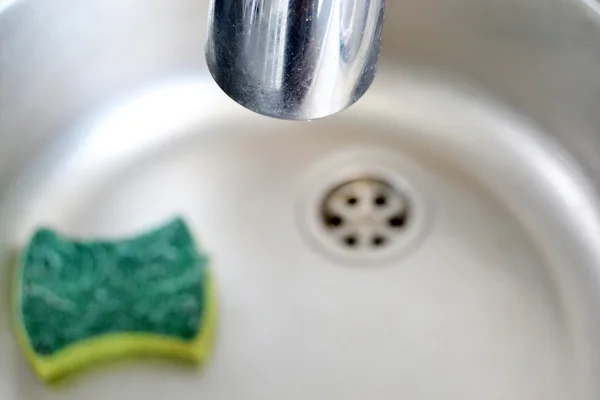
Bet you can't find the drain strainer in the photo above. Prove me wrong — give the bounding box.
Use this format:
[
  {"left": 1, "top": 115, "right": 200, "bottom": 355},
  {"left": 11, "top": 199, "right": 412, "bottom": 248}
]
[
  {"left": 297, "top": 148, "right": 431, "bottom": 266},
  {"left": 321, "top": 178, "right": 410, "bottom": 250}
]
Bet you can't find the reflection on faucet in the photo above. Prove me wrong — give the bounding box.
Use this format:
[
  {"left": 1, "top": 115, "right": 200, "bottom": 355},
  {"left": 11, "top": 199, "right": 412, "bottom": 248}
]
[{"left": 206, "top": 0, "right": 386, "bottom": 121}]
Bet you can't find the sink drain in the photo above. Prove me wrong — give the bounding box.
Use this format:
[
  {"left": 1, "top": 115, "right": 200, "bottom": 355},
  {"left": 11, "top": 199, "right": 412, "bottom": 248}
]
[
  {"left": 297, "top": 149, "right": 431, "bottom": 266},
  {"left": 321, "top": 178, "right": 411, "bottom": 250}
]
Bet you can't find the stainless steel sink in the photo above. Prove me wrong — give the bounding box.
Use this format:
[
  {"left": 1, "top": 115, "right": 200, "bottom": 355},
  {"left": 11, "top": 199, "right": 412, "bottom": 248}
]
[{"left": 3, "top": 0, "right": 600, "bottom": 399}]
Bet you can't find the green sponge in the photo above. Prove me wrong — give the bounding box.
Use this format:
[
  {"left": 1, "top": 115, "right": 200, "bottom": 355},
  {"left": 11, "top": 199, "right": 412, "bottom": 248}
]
[{"left": 13, "top": 217, "right": 216, "bottom": 383}]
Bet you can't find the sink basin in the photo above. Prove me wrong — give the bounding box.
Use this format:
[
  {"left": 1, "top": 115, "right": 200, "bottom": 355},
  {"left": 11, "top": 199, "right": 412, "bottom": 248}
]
[{"left": 2, "top": 0, "right": 600, "bottom": 399}]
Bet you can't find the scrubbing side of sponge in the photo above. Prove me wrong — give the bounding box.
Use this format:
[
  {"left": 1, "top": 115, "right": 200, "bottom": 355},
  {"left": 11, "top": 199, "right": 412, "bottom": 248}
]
[{"left": 13, "top": 218, "right": 216, "bottom": 383}]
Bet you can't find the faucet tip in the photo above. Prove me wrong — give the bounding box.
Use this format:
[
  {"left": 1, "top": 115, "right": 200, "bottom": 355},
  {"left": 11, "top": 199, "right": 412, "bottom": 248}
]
[{"left": 205, "top": 0, "right": 385, "bottom": 121}]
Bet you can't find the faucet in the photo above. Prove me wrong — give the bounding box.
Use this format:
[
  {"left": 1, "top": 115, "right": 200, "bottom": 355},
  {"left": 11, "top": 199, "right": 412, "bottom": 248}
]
[{"left": 205, "top": 0, "right": 386, "bottom": 121}]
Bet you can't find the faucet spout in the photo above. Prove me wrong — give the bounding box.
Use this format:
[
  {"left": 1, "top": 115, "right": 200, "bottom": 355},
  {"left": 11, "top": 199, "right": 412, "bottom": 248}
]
[{"left": 205, "top": 0, "right": 385, "bottom": 120}]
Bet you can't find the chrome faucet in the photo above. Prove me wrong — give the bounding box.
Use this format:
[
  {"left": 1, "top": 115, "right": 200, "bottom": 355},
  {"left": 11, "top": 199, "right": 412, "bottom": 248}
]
[{"left": 205, "top": 0, "right": 385, "bottom": 121}]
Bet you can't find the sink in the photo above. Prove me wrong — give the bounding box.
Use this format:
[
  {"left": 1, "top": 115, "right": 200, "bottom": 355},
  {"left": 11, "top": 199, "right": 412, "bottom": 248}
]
[{"left": 2, "top": 0, "right": 600, "bottom": 399}]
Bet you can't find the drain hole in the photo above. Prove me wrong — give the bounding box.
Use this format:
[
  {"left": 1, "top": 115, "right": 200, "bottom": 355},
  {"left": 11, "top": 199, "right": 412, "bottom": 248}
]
[
  {"left": 317, "top": 177, "right": 417, "bottom": 256},
  {"left": 389, "top": 212, "right": 408, "bottom": 229},
  {"left": 347, "top": 197, "right": 359, "bottom": 206},
  {"left": 326, "top": 215, "right": 344, "bottom": 228},
  {"left": 344, "top": 235, "right": 358, "bottom": 247},
  {"left": 372, "top": 235, "right": 387, "bottom": 247},
  {"left": 374, "top": 195, "right": 387, "bottom": 207}
]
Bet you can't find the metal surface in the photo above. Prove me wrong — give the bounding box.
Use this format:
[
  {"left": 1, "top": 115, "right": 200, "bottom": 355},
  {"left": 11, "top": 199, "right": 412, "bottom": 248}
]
[
  {"left": 2, "top": 0, "right": 600, "bottom": 399},
  {"left": 205, "top": 0, "right": 385, "bottom": 120}
]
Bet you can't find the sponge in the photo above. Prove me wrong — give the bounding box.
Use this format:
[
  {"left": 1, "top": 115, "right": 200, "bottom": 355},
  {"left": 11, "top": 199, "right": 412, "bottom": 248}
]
[{"left": 13, "top": 217, "right": 216, "bottom": 383}]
